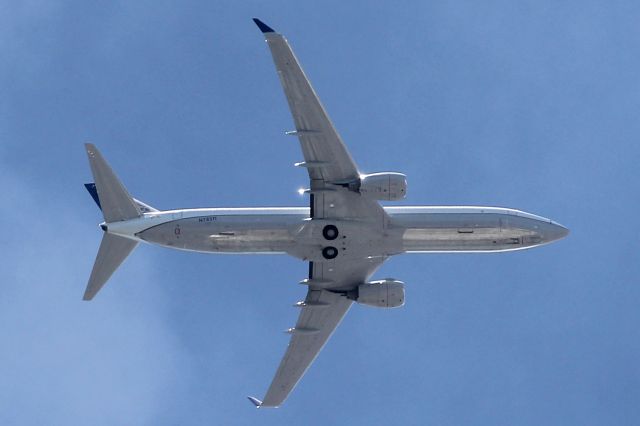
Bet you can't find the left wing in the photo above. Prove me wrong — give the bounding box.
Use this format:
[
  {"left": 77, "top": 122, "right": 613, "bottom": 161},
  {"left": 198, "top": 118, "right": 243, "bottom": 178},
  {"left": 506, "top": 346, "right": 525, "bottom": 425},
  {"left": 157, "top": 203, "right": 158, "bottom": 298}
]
[
  {"left": 253, "top": 17, "right": 388, "bottom": 226},
  {"left": 250, "top": 256, "right": 386, "bottom": 408},
  {"left": 252, "top": 18, "right": 358, "bottom": 184}
]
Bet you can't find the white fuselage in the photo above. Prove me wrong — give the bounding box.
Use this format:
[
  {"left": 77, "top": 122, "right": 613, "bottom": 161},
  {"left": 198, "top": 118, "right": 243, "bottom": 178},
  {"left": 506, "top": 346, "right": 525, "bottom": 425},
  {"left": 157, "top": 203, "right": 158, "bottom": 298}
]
[{"left": 104, "top": 206, "right": 568, "bottom": 261}]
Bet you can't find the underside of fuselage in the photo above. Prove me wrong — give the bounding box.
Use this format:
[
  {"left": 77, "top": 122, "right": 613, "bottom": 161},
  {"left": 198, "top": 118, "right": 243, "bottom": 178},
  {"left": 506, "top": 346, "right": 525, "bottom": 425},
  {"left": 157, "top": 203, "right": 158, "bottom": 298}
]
[{"left": 129, "top": 206, "right": 568, "bottom": 259}]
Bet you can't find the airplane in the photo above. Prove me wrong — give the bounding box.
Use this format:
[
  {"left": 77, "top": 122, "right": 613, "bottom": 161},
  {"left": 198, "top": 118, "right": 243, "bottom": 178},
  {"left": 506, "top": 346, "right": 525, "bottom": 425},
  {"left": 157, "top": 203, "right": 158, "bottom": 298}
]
[{"left": 82, "top": 18, "right": 569, "bottom": 408}]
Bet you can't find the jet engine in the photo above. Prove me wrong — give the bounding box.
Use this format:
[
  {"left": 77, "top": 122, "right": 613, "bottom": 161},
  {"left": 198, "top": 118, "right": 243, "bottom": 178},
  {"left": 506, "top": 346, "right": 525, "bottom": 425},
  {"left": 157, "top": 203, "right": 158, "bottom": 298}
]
[
  {"left": 350, "top": 279, "right": 405, "bottom": 308},
  {"left": 359, "top": 172, "right": 407, "bottom": 201}
]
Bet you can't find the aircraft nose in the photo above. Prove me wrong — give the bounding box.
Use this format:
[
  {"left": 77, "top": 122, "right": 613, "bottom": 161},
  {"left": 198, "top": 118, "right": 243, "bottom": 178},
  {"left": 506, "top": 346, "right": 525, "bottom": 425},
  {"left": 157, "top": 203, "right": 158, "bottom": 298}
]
[{"left": 546, "top": 221, "right": 569, "bottom": 242}]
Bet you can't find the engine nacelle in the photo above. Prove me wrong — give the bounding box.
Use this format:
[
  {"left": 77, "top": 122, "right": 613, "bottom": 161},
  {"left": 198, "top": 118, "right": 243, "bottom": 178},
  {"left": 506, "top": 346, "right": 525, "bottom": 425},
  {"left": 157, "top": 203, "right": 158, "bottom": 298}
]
[
  {"left": 353, "top": 279, "right": 405, "bottom": 308},
  {"left": 359, "top": 172, "right": 407, "bottom": 201}
]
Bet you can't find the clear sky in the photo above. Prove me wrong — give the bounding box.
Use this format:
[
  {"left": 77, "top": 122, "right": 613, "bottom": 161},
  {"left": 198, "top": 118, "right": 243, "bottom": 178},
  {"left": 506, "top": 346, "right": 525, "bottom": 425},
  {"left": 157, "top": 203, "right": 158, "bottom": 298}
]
[{"left": 2, "top": 1, "right": 639, "bottom": 425}]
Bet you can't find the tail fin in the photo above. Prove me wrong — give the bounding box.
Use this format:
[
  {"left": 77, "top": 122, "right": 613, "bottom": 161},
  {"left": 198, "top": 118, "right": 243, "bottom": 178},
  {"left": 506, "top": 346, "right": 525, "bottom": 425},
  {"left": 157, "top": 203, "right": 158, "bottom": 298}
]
[
  {"left": 85, "top": 182, "right": 158, "bottom": 214},
  {"left": 83, "top": 143, "right": 141, "bottom": 300},
  {"left": 85, "top": 143, "right": 140, "bottom": 223},
  {"left": 84, "top": 183, "right": 102, "bottom": 209},
  {"left": 84, "top": 233, "right": 138, "bottom": 300}
]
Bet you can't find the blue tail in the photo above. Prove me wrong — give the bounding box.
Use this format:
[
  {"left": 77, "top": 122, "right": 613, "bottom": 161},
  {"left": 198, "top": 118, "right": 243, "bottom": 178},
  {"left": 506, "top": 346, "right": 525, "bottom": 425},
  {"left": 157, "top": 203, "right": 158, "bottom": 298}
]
[
  {"left": 84, "top": 181, "right": 157, "bottom": 214},
  {"left": 84, "top": 183, "right": 102, "bottom": 210}
]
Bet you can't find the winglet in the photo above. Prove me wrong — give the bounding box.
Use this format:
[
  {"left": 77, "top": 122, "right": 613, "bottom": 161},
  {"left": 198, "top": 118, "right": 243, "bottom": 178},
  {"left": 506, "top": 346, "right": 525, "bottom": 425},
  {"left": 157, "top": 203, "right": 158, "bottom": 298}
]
[
  {"left": 247, "top": 396, "right": 263, "bottom": 408},
  {"left": 252, "top": 18, "right": 275, "bottom": 33}
]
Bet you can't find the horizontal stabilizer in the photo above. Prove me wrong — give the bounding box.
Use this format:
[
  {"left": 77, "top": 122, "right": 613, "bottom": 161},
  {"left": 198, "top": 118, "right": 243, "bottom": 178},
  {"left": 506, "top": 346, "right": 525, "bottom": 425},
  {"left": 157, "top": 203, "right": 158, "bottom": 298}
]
[
  {"left": 85, "top": 143, "right": 140, "bottom": 223},
  {"left": 84, "top": 233, "right": 138, "bottom": 300}
]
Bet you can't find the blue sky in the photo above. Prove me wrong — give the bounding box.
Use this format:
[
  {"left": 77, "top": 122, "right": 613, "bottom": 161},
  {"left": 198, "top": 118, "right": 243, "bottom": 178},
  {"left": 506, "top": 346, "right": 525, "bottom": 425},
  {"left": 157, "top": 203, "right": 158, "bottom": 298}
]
[{"left": 2, "top": 1, "right": 639, "bottom": 424}]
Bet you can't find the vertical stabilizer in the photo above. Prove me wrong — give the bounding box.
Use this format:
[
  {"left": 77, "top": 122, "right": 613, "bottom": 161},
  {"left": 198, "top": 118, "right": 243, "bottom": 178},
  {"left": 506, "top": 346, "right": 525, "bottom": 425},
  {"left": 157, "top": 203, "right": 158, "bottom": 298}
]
[
  {"left": 84, "top": 233, "right": 138, "bottom": 300},
  {"left": 85, "top": 143, "right": 140, "bottom": 223}
]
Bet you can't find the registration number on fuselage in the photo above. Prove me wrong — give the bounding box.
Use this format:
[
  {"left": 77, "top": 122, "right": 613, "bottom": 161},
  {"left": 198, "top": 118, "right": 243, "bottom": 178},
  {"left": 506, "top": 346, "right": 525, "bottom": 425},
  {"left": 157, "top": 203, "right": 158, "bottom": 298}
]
[{"left": 198, "top": 216, "right": 218, "bottom": 223}]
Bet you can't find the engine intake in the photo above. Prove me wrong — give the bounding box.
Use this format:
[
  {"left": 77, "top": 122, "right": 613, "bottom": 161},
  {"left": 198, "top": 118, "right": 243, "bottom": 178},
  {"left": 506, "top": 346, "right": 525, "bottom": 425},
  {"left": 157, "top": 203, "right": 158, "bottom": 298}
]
[
  {"left": 351, "top": 279, "right": 405, "bottom": 308},
  {"left": 359, "top": 172, "right": 407, "bottom": 201}
]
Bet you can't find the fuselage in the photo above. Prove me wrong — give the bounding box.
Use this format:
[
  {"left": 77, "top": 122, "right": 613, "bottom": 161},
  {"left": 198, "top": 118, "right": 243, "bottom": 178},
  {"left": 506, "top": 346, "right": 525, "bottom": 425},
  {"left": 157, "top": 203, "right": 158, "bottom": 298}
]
[{"left": 104, "top": 206, "right": 568, "bottom": 261}]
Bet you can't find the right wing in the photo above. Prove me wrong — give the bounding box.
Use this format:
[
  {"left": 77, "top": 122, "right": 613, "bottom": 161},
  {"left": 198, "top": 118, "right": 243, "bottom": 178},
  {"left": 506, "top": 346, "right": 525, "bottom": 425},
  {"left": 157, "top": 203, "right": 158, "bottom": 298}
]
[
  {"left": 259, "top": 289, "right": 352, "bottom": 408},
  {"left": 251, "top": 256, "right": 386, "bottom": 408}
]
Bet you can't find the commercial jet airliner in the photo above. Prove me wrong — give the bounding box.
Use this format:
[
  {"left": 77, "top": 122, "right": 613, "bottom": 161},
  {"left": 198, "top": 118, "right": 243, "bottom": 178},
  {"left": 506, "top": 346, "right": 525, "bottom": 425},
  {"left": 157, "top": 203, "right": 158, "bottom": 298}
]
[{"left": 83, "top": 18, "right": 568, "bottom": 408}]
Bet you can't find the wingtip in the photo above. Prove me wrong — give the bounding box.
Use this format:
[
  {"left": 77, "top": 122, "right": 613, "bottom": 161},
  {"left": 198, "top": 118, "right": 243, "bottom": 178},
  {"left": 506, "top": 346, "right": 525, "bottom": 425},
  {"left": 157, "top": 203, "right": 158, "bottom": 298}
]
[
  {"left": 82, "top": 287, "right": 96, "bottom": 301},
  {"left": 252, "top": 18, "right": 275, "bottom": 34},
  {"left": 247, "top": 396, "right": 263, "bottom": 408}
]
